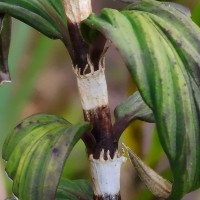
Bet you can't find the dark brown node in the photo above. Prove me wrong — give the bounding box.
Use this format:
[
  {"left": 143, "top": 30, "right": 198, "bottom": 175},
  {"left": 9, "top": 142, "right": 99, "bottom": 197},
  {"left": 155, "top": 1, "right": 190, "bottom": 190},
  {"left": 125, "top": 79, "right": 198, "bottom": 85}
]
[
  {"left": 83, "top": 105, "right": 118, "bottom": 159},
  {"left": 94, "top": 194, "right": 121, "bottom": 200}
]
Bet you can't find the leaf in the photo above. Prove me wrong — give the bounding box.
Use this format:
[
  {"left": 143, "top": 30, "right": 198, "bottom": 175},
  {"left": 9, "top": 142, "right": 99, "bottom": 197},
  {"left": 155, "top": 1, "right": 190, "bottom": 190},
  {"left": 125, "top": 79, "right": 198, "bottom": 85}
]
[
  {"left": 56, "top": 178, "right": 93, "bottom": 200},
  {"left": 124, "top": 144, "right": 172, "bottom": 199},
  {"left": 113, "top": 91, "right": 154, "bottom": 138},
  {"left": 0, "top": 35, "right": 55, "bottom": 148},
  {"left": 0, "top": 14, "right": 11, "bottom": 83},
  {"left": 0, "top": 0, "right": 68, "bottom": 42},
  {"left": 114, "top": 91, "right": 154, "bottom": 123},
  {"left": 144, "top": 129, "right": 163, "bottom": 168},
  {"left": 83, "top": 0, "right": 200, "bottom": 199},
  {"left": 2, "top": 113, "right": 91, "bottom": 200},
  {"left": 161, "top": 2, "right": 191, "bottom": 17},
  {"left": 192, "top": 3, "right": 200, "bottom": 26}
]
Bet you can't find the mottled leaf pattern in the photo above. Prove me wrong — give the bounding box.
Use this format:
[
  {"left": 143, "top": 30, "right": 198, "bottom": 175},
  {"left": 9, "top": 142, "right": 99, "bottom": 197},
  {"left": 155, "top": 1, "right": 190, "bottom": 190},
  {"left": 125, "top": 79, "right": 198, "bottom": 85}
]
[
  {"left": 113, "top": 91, "right": 154, "bottom": 138},
  {"left": 56, "top": 178, "right": 93, "bottom": 200},
  {"left": 3, "top": 113, "right": 91, "bottom": 200},
  {"left": 83, "top": 0, "right": 200, "bottom": 198},
  {"left": 0, "top": 0, "right": 67, "bottom": 42}
]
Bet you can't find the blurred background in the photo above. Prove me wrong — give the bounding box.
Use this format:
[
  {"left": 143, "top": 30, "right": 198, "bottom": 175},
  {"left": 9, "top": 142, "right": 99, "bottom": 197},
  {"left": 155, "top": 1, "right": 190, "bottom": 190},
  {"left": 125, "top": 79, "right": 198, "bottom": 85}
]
[{"left": 0, "top": 0, "right": 200, "bottom": 199}]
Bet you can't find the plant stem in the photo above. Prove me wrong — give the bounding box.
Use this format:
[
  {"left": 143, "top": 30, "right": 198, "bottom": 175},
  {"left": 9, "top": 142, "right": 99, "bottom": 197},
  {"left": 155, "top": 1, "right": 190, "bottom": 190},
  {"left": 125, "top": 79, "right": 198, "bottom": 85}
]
[
  {"left": 74, "top": 59, "right": 118, "bottom": 158},
  {"left": 0, "top": 14, "right": 11, "bottom": 83},
  {"left": 63, "top": 0, "right": 126, "bottom": 199},
  {"left": 90, "top": 151, "right": 126, "bottom": 200},
  {"left": 74, "top": 58, "right": 126, "bottom": 200},
  {"left": 62, "top": 0, "right": 91, "bottom": 72}
]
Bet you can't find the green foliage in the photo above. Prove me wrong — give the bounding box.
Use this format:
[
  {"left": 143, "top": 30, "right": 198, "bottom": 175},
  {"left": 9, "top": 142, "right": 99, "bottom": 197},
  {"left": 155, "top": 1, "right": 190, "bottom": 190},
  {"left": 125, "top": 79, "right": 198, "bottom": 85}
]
[
  {"left": 1, "top": 0, "right": 200, "bottom": 199},
  {"left": 192, "top": 3, "right": 200, "bottom": 26},
  {"left": 5, "top": 178, "right": 93, "bottom": 200},
  {"left": 144, "top": 129, "right": 164, "bottom": 168},
  {"left": 0, "top": 34, "right": 56, "bottom": 147},
  {"left": 113, "top": 91, "right": 154, "bottom": 138},
  {"left": 2, "top": 113, "right": 91, "bottom": 200},
  {"left": 0, "top": 0, "right": 68, "bottom": 42},
  {"left": 56, "top": 178, "right": 93, "bottom": 200},
  {"left": 83, "top": 0, "right": 200, "bottom": 198},
  {"left": 114, "top": 91, "right": 154, "bottom": 123}
]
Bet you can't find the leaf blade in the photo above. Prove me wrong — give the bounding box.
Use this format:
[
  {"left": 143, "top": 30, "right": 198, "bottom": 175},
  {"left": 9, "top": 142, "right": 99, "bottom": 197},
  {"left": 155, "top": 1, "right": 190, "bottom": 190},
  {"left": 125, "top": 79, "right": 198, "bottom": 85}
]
[
  {"left": 0, "top": 0, "right": 67, "bottom": 40},
  {"left": 2, "top": 114, "right": 91, "bottom": 200},
  {"left": 83, "top": 1, "right": 200, "bottom": 198},
  {"left": 56, "top": 178, "right": 93, "bottom": 200}
]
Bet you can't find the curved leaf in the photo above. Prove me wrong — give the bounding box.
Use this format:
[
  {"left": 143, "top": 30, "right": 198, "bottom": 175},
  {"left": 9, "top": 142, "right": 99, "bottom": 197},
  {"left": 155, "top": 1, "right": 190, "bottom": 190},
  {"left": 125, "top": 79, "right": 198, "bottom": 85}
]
[
  {"left": 0, "top": 35, "right": 55, "bottom": 149},
  {"left": 0, "top": 14, "right": 11, "bottom": 83},
  {"left": 83, "top": 0, "right": 200, "bottom": 199},
  {"left": 124, "top": 144, "right": 172, "bottom": 199},
  {"left": 113, "top": 91, "right": 154, "bottom": 138},
  {"left": 56, "top": 178, "right": 93, "bottom": 200},
  {"left": 2, "top": 113, "right": 91, "bottom": 200},
  {"left": 0, "top": 0, "right": 68, "bottom": 42},
  {"left": 114, "top": 91, "right": 154, "bottom": 122},
  {"left": 161, "top": 2, "right": 191, "bottom": 17}
]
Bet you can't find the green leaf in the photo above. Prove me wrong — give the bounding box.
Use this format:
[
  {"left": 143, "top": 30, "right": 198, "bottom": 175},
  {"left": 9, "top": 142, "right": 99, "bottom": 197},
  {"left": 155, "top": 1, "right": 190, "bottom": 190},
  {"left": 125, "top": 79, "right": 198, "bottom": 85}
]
[
  {"left": 160, "top": 2, "right": 191, "bottom": 17},
  {"left": 0, "top": 35, "right": 55, "bottom": 148},
  {"left": 114, "top": 91, "right": 154, "bottom": 123},
  {"left": 113, "top": 91, "right": 154, "bottom": 138},
  {"left": 0, "top": 14, "right": 11, "bottom": 83},
  {"left": 0, "top": 0, "right": 68, "bottom": 42},
  {"left": 2, "top": 113, "right": 91, "bottom": 200},
  {"left": 144, "top": 129, "right": 163, "bottom": 168},
  {"left": 192, "top": 3, "right": 200, "bottom": 26},
  {"left": 56, "top": 178, "right": 93, "bottom": 200},
  {"left": 83, "top": 0, "right": 200, "bottom": 199}
]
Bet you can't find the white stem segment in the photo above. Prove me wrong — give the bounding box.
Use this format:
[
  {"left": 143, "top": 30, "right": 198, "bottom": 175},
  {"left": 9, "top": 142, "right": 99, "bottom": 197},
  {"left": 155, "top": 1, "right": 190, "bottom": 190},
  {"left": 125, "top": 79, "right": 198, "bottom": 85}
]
[
  {"left": 74, "top": 60, "right": 108, "bottom": 110},
  {"left": 89, "top": 150, "right": 127, "bottom": 197},
  {"left": 0, "top": 72, "right": 10, "bottom": 83},
  {"left": 63, "top": 0, "right": 92, "bottom": 23},
  {"left": 0, "top": 80, "right": 11, "bottom": 85}
]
